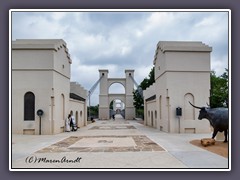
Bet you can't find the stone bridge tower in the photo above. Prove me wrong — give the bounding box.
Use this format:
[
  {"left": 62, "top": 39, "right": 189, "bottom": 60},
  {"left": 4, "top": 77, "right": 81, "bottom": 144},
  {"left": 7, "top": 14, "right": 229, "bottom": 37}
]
[{"left": 98, "top": 69, "right": 135, "bottom": 120}]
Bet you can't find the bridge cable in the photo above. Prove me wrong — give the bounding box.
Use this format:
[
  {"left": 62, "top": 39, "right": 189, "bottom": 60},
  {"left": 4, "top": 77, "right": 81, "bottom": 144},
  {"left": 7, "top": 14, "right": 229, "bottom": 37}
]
[
  {"left": 128, "top": 74, "right": 143, "bottom": 99},
  {"left": 87, "top": 74, "right": 104, "bottom": 119}
]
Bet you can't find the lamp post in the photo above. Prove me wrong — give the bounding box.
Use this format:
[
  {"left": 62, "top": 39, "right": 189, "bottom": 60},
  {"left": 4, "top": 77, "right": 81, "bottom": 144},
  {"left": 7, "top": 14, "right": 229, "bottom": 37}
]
[
  {"left": 176, "top": 107, "right": 182, "bottom": 133},
  {"left": 37, "top": 109, "right": 44, "bottom": 135}
]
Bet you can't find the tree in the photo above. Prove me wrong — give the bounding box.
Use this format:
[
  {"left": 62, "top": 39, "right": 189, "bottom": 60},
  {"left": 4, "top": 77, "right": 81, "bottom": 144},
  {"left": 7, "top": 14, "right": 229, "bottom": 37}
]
[
  {"left": 147, "top": 67, "right": 155, "bottom": 88},
  {"left": 139, "top": 67, "right": 155, "bottom": 90},
  {"left": 133, "top": 67, "right": 155, "bottom": 118},
  {"left": 109, "top": 101, "right": 113, "bottom": 110},
  {"left": 133, "top": 90, "right": 144, "bottom": 109},
  {"left": 88, "top": 104, "right": 99, "bottom": 118},
  {"left": 210, "top": 68, "right": 228, "bottom": 108}
]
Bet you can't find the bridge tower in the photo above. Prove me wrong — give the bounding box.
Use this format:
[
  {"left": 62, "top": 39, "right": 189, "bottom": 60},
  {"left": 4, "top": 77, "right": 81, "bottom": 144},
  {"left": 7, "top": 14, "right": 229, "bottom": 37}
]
[
  {"left": 124, "top": 70, "right": 135, "bottom": 120},
  {"left": 98, "top": 69, "right": 135, "bottom": 120},
  {"left": 99, "top": 70, "right": 109, "bottom": 120}
]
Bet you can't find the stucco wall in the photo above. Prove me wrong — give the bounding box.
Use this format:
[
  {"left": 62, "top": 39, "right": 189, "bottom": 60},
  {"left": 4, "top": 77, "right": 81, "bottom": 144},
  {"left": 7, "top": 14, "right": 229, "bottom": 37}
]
[
  {"left": 69, "top": 99, "right": 86, "bottom": 128},
  {"left": 70, "top": 82, "right": 88, "bottom": 99},
  {"left": 52, "top": 71, "right": 70, "bottom": 134},
  {"left": 12, "top": 50, "right": 54, "bottom": 70},
  {"left": 12, "top": 39, "right": 87, "bottom": 135},
  {"left": 12, "top": 70, "right": 53, "bottom": 134},
  {"left": 145, "top": 100, "right": 157, "bottom": 128},
  {"left": 144, "top": 41, "right": 212, "bottom": 134}
]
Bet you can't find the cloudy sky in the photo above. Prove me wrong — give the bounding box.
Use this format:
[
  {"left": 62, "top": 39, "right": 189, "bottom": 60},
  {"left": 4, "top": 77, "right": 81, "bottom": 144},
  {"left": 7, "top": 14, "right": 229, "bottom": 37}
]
[{"left": 11, "top": 10, "right": 229, "bottom": 105}]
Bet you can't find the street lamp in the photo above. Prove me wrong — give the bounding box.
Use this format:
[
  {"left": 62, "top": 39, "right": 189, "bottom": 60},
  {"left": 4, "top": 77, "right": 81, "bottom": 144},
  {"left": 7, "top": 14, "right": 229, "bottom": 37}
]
[{"left": 37, "top": 109, "right": 44, "bottom": 135}]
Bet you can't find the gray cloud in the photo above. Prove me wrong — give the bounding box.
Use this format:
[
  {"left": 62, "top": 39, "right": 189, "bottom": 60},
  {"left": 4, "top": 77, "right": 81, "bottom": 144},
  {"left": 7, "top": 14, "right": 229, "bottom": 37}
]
[{"left": 11, "top": 10, "right": 229, "bottom": 105}]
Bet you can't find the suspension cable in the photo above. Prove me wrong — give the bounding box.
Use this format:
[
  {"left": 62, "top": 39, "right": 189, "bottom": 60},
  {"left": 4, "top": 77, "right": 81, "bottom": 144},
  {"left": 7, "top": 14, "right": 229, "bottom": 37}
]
[
  {"left": 129, "top": 74, "right": 143, "bottom": 99},
  {"left": 87, "top": 74, "right": 104, "bottom": 120},
  {"left": 87, "top": 74, "right": 104, "bottom": 97}
]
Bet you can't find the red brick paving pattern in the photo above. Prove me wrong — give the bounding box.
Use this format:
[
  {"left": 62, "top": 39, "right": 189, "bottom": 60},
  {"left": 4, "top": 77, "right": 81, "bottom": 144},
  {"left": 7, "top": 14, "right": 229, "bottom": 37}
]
[{"left": 36, "top": 135, "right": 165, "bottom": 153}]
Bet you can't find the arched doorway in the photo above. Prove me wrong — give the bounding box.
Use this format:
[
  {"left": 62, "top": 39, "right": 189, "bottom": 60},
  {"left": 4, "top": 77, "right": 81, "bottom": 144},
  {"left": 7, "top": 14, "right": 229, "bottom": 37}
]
[
  {"left": 61, "top": 94, "right": 65, "bottom": 121},
  {"left": 151, "top": 111, "right": 154, "bottom": 126},
  {"left": 80, "top": 110, "right": 83, "bottom": 126},
  {"left": 184, "top": 93, "right": 195, "bottom": 120},
  {"left": 109, "top": 99, "right": 125, "bottom": 119},
  {"left": 24, "top": 92, "right": 35, "bottom": 121},
  {"left": 75, "top": 111, "right": 79, "bottom": 127}
]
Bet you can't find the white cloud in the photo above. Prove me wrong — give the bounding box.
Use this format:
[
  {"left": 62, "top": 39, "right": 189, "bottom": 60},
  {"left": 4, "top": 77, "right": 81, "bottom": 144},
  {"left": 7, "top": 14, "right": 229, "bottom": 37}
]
[
  {"left": 145, "top": 12, "right": 174, "bottom": 31},
  {"left": 50, "top": 12, "right": 67, "bottom": 21},
  {"left": 211, "top": 55, "right": 228, "bottom": 76}
]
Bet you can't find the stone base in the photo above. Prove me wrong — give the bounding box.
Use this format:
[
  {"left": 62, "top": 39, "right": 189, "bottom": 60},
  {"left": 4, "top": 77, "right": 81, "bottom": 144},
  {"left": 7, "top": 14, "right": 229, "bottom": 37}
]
[{"left": 201, "top": 138, "right": 215, "bottom": 147}]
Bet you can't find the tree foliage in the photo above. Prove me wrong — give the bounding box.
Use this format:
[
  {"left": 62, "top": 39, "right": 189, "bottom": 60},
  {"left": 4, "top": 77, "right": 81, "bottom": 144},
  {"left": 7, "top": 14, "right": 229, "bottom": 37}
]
[
  {"left": 140, "top": 67, "right": 155, "bottom": 91},
  {"left": 133, "top": 67, "right": 155, "bottom": 117},
  {"left": 109, "top": 101, "right": 113, "bottom": 110},
  {"left": 210, "top": 68, "right": 229, "bottom": 108},
  {"left": 88, "top": 104, "right": 99, "bottom": 118}
]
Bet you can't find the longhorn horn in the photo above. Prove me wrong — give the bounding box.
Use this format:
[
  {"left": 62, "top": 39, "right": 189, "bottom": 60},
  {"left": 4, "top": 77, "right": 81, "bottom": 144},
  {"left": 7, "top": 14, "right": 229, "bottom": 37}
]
[{"left": 189, "top": 101, "right": 202, "bottom": 109}]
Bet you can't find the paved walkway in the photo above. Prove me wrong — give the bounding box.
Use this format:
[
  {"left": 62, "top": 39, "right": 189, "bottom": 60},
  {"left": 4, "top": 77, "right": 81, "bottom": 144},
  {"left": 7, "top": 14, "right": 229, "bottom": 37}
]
[{"left": 11, "top": 114, "right": 228, "bottom": 170}]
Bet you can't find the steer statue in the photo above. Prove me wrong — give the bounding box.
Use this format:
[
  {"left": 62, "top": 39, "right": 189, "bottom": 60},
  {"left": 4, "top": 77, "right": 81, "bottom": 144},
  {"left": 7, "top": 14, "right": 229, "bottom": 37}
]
[{"left": 189, "top": 102, "right": 229, "bottom": 142}]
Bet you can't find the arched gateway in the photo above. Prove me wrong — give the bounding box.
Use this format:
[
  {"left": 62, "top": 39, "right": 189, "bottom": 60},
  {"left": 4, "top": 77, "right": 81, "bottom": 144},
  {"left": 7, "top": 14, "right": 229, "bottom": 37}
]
[{"left": 98, "top": 69, "right": 135, "bottom": 120}]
